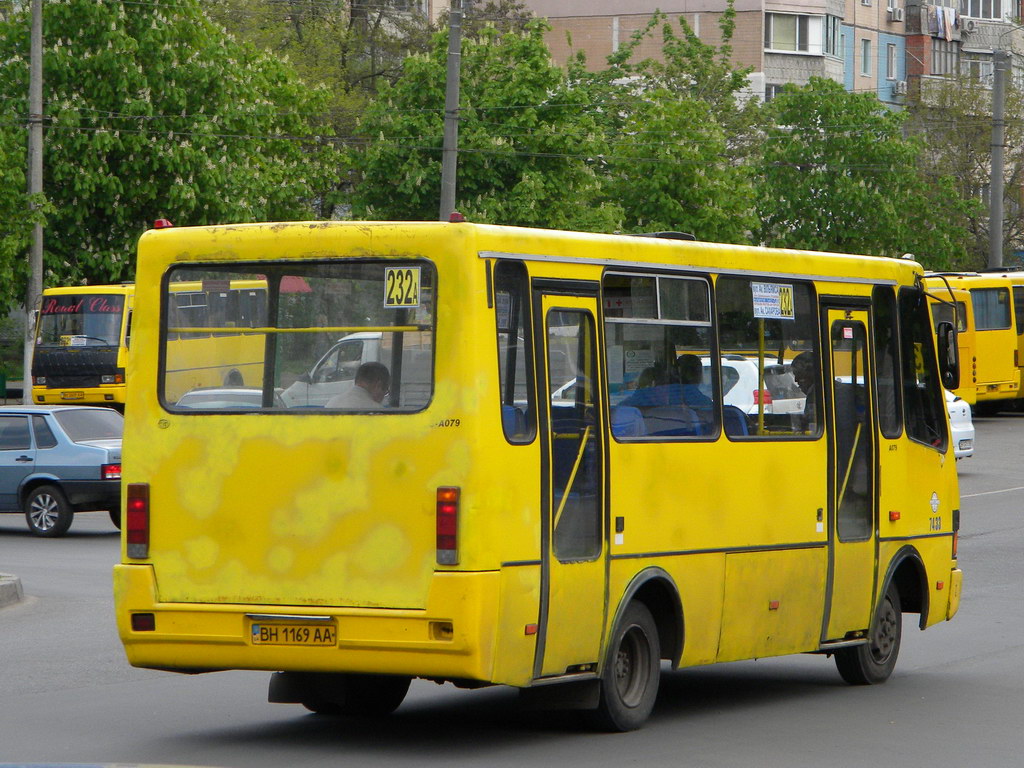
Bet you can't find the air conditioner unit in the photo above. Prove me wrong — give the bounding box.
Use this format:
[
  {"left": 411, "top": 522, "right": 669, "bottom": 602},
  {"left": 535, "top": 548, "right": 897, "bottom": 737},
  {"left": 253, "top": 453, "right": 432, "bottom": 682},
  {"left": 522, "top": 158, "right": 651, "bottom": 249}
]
[
  {"left": 889, "top": 6, "right": 904, "bottom": 21},
  {"left": 963, "top": 18, "right": 977, "bottom": 33},
  {"left": 893, "top": 80, "right": 908, "bottom": 96}
]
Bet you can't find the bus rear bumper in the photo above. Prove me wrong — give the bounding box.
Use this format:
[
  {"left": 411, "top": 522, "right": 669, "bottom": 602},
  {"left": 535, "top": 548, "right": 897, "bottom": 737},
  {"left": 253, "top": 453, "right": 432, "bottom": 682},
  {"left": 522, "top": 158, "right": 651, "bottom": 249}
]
[{"left": 113, "top": 563, "right": 501, "bottom": 684}]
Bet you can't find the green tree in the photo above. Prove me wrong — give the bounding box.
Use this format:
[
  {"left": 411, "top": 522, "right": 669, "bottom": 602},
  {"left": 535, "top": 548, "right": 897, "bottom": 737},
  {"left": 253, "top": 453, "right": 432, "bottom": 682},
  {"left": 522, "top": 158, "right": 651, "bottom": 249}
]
[
  {"left": 562, "top": 4, "right": 759, "bottom": 242},
  {"left": 905, "top": 76, "right": 1024, "bottom": 268},
  {"left": 608, "top": 93, "right": 755, "bottom": 241},
  {"left": 754, "top": 78, "right": 976, "bottom": 266},
  {"left": 352, "top": 20, "right": 621, "bottom": 231},
  {"left": 0, "top": 0, "right": 341, "bottom": 298},
  {"left": 0, "top": 117, "right": 33, "bottom": 297}
]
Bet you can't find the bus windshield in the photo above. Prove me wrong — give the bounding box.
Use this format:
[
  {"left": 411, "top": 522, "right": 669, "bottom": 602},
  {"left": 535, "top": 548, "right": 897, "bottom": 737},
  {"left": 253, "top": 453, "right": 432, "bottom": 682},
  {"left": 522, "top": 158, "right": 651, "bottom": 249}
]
[
  {"left": 37, "top": 293, "right": 125, "bottom": 347},
  {"left": 162, "top": 261, "right": 435, "bottom": 411}
]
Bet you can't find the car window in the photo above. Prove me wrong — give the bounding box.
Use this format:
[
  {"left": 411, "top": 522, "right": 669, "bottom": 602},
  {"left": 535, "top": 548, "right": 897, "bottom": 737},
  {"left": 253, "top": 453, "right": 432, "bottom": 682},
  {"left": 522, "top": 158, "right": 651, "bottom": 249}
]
[
  {"left": 32, "top": 416, "right": 58, "bottom": 449},
  {"left": 0, "top": 415, "right": 31, "bottom": 450},
  {"left": 53, "top": 409, "right": 124, "bottom": 442}
]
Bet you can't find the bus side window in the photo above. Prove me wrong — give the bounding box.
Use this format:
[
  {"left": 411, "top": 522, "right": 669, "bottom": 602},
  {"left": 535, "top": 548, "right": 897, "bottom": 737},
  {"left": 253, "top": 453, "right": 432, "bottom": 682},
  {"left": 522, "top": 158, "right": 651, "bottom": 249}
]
[
  {"left": 872, "top": 285, "right": 902, "bottom": 439},
  {"left": 898, "top": 287, "right": 948, "bottom": 451},
  {"left": 716, "top": 277, "right": 819, "bottom": 438},
  {"left": 603, "top": 272, "right": 716, "bottom": 440},
  {"left": 494, "top": 261, "right": 535, "bottom": 443}
]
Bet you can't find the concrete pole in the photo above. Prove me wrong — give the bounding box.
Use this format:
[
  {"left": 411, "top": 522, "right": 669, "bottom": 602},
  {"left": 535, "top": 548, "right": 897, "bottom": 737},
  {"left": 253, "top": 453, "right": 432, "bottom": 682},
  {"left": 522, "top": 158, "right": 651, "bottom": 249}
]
[
  {"left": 988, "top": 50, "right": 1011, "bottom": 270},
  {"left": 438, "top": 0, "right": 464, "bottom": 222},
  {"left": 24, "top": 0, "right": 43, "bottom": 403}
]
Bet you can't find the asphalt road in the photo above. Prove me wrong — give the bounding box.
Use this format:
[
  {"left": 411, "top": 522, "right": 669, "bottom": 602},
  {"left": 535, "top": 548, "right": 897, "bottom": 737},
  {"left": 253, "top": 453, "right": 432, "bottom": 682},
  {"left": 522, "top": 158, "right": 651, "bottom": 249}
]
[{"left": 0, "top": 414, "right": 1021, "bottom": 767}]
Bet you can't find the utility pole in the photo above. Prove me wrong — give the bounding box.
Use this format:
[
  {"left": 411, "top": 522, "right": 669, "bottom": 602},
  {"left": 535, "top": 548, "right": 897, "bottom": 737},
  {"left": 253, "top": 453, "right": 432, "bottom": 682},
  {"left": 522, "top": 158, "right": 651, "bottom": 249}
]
[
  {"left": 24, "top": 0, "right": 43, "bottom": 404},
  {"left": 988, "top": 49, "right": 1011, "bottom": 270},
  {"left": 438, "top": 0, "right": 464, "bottom": 221}
]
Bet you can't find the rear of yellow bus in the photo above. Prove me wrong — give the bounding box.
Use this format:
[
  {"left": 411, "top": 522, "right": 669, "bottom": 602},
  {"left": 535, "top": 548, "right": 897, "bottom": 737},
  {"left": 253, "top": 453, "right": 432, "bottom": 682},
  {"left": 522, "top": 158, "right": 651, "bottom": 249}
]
[
  {"left": 113, "top": 221, "right": 539, "bottom": 713},
  {"left": 950, "top": 275, "right": 1020, "bottom": 408},
  {"left": 31, "top": 285, "right": 133, "bottom": 408}
]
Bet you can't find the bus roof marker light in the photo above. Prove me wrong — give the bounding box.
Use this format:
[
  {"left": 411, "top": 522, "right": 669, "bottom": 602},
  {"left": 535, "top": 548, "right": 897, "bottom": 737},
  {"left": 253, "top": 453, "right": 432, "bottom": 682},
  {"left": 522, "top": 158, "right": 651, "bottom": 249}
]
[
  {"left": 448, "top": 211, "right": 465, "bottom": 223},
  {"left": 153, "top": 219, "right": 173, "bottom": 229}
]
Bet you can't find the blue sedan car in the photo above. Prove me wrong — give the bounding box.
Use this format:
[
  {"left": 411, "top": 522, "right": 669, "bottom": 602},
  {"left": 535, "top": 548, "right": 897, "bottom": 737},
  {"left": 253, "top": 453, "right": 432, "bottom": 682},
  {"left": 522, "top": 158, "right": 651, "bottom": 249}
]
[{"left": 0, "top": 405, "right": 122, "bottom": 537}]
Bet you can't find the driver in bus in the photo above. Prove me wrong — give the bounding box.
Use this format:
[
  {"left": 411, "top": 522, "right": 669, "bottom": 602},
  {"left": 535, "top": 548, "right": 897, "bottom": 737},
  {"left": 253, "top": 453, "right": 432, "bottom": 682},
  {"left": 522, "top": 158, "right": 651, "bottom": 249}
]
[{"left": 326, "top": 362, "right": 390, "bottom": 409}]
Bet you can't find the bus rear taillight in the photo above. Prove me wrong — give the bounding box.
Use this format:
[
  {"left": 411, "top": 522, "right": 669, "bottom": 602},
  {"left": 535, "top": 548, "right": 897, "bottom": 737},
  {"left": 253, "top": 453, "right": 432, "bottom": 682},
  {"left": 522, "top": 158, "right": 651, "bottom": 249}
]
[
  {"left": 126, "top": 483, "right": 150, "bottom": 559},
  {"left": 436, "top": 487, "right": 460, "bottom": 565}
]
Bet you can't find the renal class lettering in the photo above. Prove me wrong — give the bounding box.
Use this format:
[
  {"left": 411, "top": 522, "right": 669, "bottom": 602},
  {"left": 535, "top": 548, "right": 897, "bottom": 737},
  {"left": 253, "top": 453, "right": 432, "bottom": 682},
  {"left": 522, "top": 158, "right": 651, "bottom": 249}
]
[{"left": 41, "top": 295, "right": 124, "bottom": 315}]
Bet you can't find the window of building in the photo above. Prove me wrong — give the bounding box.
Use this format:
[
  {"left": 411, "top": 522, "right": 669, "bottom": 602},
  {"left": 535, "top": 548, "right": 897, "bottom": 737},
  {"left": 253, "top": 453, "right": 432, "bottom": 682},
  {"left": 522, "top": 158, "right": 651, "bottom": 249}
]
[
  {"left": 825, "top": 16, "right": 842, "bottom": 57},
  {"left": 765, "top": 13, "right": 824, "bottom": 55},
  {"left": 963, "top": 0, "right": 1002, "bottom": 19},
  {"left": 861, "top": 39, "right": 872, "bottom": 75},
  {"left": 931, "top": 38, "right": 958, "bottom": 75},
  {"left": 887, "top": 43, "right": 898, "bottom": 79},
  {"left": 962, "top": 53, "right": 994, "bottom": 83},
  {"left": 765, "top": 83, "right": 788, "bottom": 101}
]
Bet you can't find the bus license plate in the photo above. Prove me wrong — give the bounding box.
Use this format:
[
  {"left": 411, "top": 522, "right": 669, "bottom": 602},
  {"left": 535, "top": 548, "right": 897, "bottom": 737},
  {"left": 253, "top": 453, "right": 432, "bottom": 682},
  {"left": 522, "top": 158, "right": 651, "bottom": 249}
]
[
  {"left": 251, "top": 623, "right": 337, "bottom": 646},
  {"left": 60, "top": 391, "right": 85, "bottom": 400}
]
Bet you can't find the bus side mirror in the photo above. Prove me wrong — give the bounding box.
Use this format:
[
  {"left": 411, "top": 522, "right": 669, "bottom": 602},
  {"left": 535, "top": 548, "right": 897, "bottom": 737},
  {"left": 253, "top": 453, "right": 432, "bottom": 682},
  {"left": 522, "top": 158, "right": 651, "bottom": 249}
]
[{"left": 936, "top": 320, "right": 959, "bottom": 391}]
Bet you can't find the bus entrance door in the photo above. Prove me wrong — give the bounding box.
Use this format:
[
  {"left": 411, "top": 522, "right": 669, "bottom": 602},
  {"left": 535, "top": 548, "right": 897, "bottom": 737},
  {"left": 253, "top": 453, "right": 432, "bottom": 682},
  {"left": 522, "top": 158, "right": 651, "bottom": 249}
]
[
  {"left": 534, "top": 291, "right": 607, "bottom": 679},
  {"left": 823, "top": 307, "right": 877, "bottom": 640}
]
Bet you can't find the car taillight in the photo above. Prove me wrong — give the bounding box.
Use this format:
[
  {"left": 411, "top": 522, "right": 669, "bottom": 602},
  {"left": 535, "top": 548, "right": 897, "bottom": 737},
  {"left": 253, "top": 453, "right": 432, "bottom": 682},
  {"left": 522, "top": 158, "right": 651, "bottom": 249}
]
[
  {"left": 126, "top": 483, "right": 150, "bottom": 559},
  {"left": 436, "top": 487, "right": 460, "bottom": 566},
  {"left": 753, "top": 389, "right": 773, "bottom": 405},
  {"left": 102, "top": 463, "right": 121, "bottom": 480}
]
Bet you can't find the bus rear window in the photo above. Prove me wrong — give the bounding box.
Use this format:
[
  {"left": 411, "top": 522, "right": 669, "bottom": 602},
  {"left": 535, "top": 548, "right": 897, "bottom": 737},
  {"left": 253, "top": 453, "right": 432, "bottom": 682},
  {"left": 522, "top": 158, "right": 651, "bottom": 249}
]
[
  {"left": 161, "top": 261, "right": 435, "bottom": 413},
  {"left": 971, "top": 288, "right": 1010, "bottom": 330}
]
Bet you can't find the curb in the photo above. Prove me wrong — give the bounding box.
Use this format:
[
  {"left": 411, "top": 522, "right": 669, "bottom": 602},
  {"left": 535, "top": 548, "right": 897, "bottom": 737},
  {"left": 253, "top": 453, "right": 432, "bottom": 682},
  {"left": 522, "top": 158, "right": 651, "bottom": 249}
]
[{"left": 0, "top": 572, "right": 24, "bottom": 607}]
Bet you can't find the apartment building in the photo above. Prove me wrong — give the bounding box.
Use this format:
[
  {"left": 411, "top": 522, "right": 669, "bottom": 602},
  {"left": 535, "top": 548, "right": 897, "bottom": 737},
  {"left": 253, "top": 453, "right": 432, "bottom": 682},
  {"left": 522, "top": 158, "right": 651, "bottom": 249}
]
[{"left": 516, "top": 0, "right": 1024, "bottom": 106}]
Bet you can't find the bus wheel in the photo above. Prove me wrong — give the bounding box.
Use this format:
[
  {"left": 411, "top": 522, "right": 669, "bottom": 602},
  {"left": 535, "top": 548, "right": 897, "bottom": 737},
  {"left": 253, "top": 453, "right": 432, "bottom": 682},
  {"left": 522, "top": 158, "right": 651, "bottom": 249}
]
[
  {"left": 594, "top": 602, "right": 660, "bottom": 731},
  {"left": 24, "top": 485, "right": 74, "bottom": 537},
  {"left": 835, "top": 582, "right": 902, "bottom": 685},
  {"left": 302, "top": 674, "right": 411, "bottom": 717}
]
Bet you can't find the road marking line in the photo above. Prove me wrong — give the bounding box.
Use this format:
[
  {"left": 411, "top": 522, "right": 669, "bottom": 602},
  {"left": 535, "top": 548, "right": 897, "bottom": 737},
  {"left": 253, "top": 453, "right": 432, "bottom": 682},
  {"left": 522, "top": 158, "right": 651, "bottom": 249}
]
[{"left": 961, "top": 485, "right": 1024, "bottom": 499}]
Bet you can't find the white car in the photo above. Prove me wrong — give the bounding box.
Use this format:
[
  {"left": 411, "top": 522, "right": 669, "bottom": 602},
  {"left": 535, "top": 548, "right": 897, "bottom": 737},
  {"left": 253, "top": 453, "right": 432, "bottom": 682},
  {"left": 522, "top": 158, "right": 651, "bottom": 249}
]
[
  {"left": 706, "top": 356, "right": 806, "bottom": 416},
  {"left": 946, "top": 390, "right": 975, "bottom": 460}
]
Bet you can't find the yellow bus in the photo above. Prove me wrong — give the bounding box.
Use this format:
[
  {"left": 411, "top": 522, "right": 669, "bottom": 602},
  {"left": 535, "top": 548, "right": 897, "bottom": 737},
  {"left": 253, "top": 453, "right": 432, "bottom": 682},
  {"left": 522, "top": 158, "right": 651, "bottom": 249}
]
[
  {"left": 924, "top": 277, "right": 976, "bottom": 404},
  {"left": 923, "top": 271, "right": 1022, "bottom": 412},
  {"left": 114, "top": 221, "right": 962, "bottom": 731},
  {"left": 33, "top": 280, "right": 268, "bottom": 410},
  {"left": 32, "top": 284, "right": 135, "bottom": 408}
]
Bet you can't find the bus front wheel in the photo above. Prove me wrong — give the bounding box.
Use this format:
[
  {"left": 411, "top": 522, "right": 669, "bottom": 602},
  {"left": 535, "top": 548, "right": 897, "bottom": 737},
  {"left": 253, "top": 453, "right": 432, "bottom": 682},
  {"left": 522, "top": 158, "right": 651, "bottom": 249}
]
[
  {"left": 594, "top": 602, "right": 661, "bottom": 731},
  {"left": 835, "top": 582, "right": 902, "bottom": 685}
]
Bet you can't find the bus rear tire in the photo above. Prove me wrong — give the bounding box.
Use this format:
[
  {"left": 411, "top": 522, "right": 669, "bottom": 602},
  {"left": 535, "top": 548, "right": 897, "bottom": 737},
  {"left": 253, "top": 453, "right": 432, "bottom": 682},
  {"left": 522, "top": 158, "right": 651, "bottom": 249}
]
[
  {"left": 835, "top": 582, "right": 902, "bottom": 685},
  {"left": 594, "top": 602, "right": 660, "bottom": 732},
  {"left": 300, "top": 673, "right": 411, "bottom": 717}
]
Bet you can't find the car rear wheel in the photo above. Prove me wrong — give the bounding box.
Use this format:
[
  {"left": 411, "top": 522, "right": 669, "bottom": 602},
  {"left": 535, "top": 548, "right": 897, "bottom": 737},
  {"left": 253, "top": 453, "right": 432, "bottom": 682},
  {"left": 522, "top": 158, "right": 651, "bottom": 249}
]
[{"left": 25, "top": 485, "right": 74, "bottom": 537}]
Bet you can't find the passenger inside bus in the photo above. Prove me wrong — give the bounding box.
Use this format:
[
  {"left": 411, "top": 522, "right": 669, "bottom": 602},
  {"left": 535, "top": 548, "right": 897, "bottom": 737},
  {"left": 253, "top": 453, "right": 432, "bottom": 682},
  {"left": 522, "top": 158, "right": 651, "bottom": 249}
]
[
  {"left": 326, "top": 362, "right": 390, "bottom": 409},
  {"left": 791, "top": 351, "right": 819, "bottom": 434}
]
